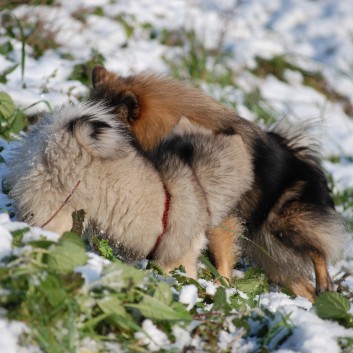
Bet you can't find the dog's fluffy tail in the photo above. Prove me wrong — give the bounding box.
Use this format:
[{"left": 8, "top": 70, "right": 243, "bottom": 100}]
[{"left": 242, "top": 121, "right": 346, "bottom": 287}]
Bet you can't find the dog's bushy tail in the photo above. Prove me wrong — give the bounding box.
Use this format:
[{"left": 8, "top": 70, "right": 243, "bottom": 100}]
[{"left": 242, "top": 121, "right": 346, "bottom": 289}]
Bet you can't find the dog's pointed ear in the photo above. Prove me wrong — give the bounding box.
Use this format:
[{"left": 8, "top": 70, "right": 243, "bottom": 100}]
[
  {"left": 92, "top": 65, "right": 109, "bottom": 88},
  {"left": 122, "top": 91, "right": 140, "bottom": 122}
]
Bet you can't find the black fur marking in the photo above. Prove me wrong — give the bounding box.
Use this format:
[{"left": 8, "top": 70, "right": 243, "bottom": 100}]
[
  {"left": 90, "top": 90, "right": 122, "bottom": 110},
  {"left": 66, "top": 114, "right": 113, "bottom": 140},
  {"left": 66, "top": 114, "right": 96, "bottom": 133},
  {"left": 247, "top": 131, "right": 335, "bottom": 233},
  {"left": 91, "top": 89, "right": 139, "bottom": 123},
  {"left": 148, "top": 135, "right": 195, "bottom": 167},
  {"left": 89, "top": 120, "right": 112, "bottom": 140},
  {"left": 122, "top": 94, "right": 139, "bottom": 122}
]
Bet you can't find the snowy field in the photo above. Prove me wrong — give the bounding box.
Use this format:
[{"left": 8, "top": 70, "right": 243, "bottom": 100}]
[{"left": 1, "top": 0, "right": 353, "bottom": 352}]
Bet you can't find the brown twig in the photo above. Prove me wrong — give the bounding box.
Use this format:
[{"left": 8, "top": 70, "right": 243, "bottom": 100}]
[
  {"left": 192, "top": 311, "right": 222, "bottom": 320},
  {"left": 41, "top": 180, "right": 81, "bottom": 228},
  {"left": 71, "top": 209, "right": 86, "bottom": 235},
  {"left": 335, "top": 269, "right": 353, "bottom": 293}
]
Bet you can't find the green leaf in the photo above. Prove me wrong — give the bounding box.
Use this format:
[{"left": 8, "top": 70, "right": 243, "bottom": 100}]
[
  {"left": 0, "top": 92, "right": 28, "bottom": 140},
  {"left": 98, "top": 239, "right": 116, "bottom": 261},
  {"left": 10, "top": 227, "right": 29, "bottom": 246},
  {"left": 39, "top": 274, "right": 67, "bottom": 307},
  {"left": 199, "top": 255, "right": 229, "bottom": 287},
  {"left": 100, "top": 261, "right": 145, "bottom": 290},
  {"left": 47, "top": 232, "right": 87, "bottom": 274},
  {"left": 28, "top": 239, "right": 57, "bottom": 250},
  {"left": 153, "top": 281, "right": 173, "bottom": 305},
  {"left": 97, "top": 296, "right": 141, "bottom": 332},
  {"left": 98, "top": 296, "right": 127, "bottom": 318},
  {"left": 61, "top": 272, "right": 85, "bottom": 293},
  {"left": 127, "top": 294, "right": 191, "bottom": 321},
  {"left": 0, "top": 91, "right": 15, "bottom": 118},
  {"left": 315, "top": 292, "right": 350, "bottom": 320},
  {"left": 213, "top": 287, "right": 232, "bottom": 314},
  {"left": 236, "top": 268, "right": 269, "bottom": 296}
]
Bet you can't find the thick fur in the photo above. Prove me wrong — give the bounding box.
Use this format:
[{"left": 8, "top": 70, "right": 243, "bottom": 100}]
[
  {"left": 6, "top": 102, "right": 253, "bottom": 278},
  {"left": 91, "top": 66, "right": 346, "bottom": 301}
]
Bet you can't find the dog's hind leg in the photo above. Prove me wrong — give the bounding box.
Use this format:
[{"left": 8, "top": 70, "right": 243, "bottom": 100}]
[
  {"left": 310, "top": 251, "right": 333, "bottom": 295},
  {"left": 208, "top": 216, "right": 242, "bottom": 280},
  {"left": 287, "top": 278, "right": 315, "bottom": 302}
]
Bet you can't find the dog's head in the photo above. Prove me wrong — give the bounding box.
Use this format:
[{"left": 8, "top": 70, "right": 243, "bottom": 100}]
[
  {"left": 90, "top": 65, "right": 240, "bottom": 151},
  {"left": 91, "top": 66, "right": 140, "bottom": 127}
]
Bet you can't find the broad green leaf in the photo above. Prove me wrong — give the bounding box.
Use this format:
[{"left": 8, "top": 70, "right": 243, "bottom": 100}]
[
  {"left": 153, "top": 281, "right": 173, "bottom": 305},
  {"left": 0, "top": 92, "right": 15, "bottom": 118},
  {"left": 100, "top": 261, "right": 145, "bottom": 290},
  {"left": 47, "top": 232, "right": 87, "bottom": 274},
  {"left": 61, "top": 272, "right": 85, "bottom": 293},
  {"left": 236, "top": 268, "right": 269, "bottom": 296},
  {"left": 126, "top": 294, "right": 191, "bottom": 321},
  {"left": 28, "top": 239, "right": 57, "bottom": 250},
  {"left": 315, "top": 292, "right": 350, "bottom": 320},
  {"left": 213, "top": 287, "right": 232, "bottom": 314},
  {"left": 10, "top": 227, "right": 29, "bottom": 246},
  {"left": 98, "top": 296, "right": 127, "bottom": 318}
]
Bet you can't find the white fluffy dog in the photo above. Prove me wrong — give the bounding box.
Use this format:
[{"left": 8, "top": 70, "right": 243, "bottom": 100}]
[{"left": 6, "top": 102, "right": 253, "bottom": 277}]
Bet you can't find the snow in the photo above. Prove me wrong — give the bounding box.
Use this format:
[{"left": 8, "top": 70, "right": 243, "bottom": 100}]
[
  {"left": 1, "top": 0, "right": 353, "bottom": 352},
  {"left": 260, "top": 292, "right": 353, "bottom": 353},
  {"left": 0, "top": 320, "right": 41, "bottom": 353},
  {"left": 75, "top": 252, "right": 110, "bottom": 290},
  {"left": 0, "top": 214, "right": 13, "bottom": 263},
  {"left": 135, "top": 319, "right": 170, "bottom": 352},
  {"left": 179, "top": 284, "right": 199, "bottom": 310}
]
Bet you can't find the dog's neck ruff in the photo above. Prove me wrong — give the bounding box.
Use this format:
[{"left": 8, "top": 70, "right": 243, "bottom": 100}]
[{"left": 147, "top": 184, "right": 171, "bottom": 260}]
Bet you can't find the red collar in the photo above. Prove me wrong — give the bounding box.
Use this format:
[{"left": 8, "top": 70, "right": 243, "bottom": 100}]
[{"left": 147, "top": 184, "right": 171, "bottom": 260}]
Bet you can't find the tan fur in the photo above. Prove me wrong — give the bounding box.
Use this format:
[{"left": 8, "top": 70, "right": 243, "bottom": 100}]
[
  {"left": 6, "top": 102, "right": 252, "bottom": 279},
  {"left": 91, "top": 66, "right": 262, "bottom": 151},
  {"left": 90, "top": 66, "right": 346, "bottom": 301},
  {"left": 208, "top": 216, "right": 242, "bottom": 279},
  {"left": 288, "top": 280, "right": 315, "bottom": 303}
]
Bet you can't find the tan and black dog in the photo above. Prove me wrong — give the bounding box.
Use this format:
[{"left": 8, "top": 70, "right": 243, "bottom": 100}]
[{"left": 90, "top": 66, "right": 346, "bottom": 301}]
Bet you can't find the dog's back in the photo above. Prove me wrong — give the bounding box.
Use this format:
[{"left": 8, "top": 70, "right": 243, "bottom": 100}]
[{"left": 148, "top": 120, "right": 253, "bottom": 227}]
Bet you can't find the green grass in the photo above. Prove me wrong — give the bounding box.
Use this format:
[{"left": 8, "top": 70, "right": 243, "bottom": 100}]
[
  {"left": 251, "top": 55, "right": 353, "bottom": 117},
  {"left": 68, "top": 49, "right": 105, "bottom": 86},
  {"left": 1, "top": 228, "right": 353, "bottom": 352},
  {"left": 163, "top": 29, "right": 234, "bottom": 87}
]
